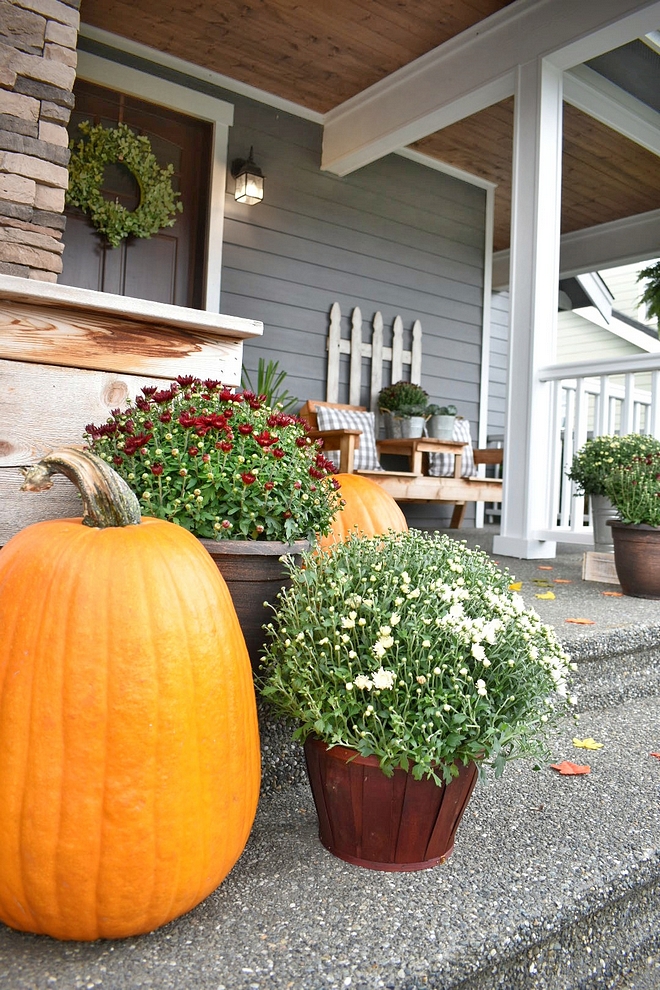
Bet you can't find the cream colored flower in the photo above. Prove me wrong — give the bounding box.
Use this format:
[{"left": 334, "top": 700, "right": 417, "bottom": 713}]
[{"left": 371, "top": 667, "right": 395, "bottom": 690}]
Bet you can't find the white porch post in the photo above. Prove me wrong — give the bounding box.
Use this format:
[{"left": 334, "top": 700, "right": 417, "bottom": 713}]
[{"left": 492, "top": 59, "right": 563, "bottom": 560}]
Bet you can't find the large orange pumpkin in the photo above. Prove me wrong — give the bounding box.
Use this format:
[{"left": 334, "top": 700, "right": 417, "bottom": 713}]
[
  {"left": 318, "top": 473, "right": 408, "bottom": 550},
  {"left": 0, "top": 448, "right": 260, "bottom": 940}
]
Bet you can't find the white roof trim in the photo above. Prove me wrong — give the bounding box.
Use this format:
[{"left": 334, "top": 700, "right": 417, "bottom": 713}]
[
  {"left": 321, "top": 0, "right": 660, "bottom": 176},
  {"left": 395, "top": 147, "right": 497, "bottom": 190},
  {"left": 493, "top": 208, "right": 660, "bottom": 288},
  {"left": 564, "top": 64, "right": 660, "bottom": 158},
  {"left": 78, "top": 23, "right": 325, "bottom": 124},
  {"left": 571, "top": 305, "right": 660, "bottom": 352}
]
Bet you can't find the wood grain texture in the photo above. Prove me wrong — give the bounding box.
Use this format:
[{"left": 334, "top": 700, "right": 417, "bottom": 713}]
[
  {"left": 0, "top": 302, "right": 244, "bottom": 382},
  {"left": 414, "top": 101, "right": 660, "bottom": 253},
  {"left": 81, "top": 0, "right": 516, "bottom": 113},
  {"left": 0, "top": 360, "right": 169, "bottom": 469}
]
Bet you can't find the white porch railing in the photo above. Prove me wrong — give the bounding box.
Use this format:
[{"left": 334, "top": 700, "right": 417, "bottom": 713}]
[{"left": 536, "top": 351, "right": 660, "bottom": 543}]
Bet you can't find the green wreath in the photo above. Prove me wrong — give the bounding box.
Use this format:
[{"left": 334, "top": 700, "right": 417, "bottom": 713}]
[{"left": 66, "top": 121, "right": 183, "bottom": 248}]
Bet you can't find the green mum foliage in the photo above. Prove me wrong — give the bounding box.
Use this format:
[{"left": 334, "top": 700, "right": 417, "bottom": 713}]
[{"left": 66, "top": 121, "right": 183, "bottom": 248}]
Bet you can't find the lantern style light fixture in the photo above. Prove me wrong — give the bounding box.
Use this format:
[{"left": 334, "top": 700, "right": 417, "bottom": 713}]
[{"left": 231, "top": 147, "right": 264, "bottom": 205}]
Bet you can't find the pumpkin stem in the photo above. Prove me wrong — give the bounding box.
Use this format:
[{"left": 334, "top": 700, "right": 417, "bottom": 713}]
[{"left": 20, "top": 447, "right": 142, "bottom": 529}]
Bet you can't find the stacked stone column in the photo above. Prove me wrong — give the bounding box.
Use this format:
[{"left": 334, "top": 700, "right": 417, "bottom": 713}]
[{"left": 0, "top": 0, "right": 79, "bottom": 282}]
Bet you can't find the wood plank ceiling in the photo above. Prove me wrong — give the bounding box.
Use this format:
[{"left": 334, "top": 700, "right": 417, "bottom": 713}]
[{"left": 80, "top": 0, "right": 660, "bottom": 252}]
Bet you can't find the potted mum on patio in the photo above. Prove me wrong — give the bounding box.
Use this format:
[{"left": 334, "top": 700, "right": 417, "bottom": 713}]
[
  {"left": 261, "top": 529, "right": 575, "bottom": 871},
  {"left": 604, "top": 448, "right": 660, "bottom": 598},
  {"left": 84, "top": 376, "right": 341, "bottom": 666},
  {"left": 568, "top": 433, "right": 660, "bottom": 549}
]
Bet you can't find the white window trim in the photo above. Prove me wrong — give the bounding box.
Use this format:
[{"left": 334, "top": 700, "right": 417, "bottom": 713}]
[{"left": 75, "top": 49, "right": 234, "bottom": 313}]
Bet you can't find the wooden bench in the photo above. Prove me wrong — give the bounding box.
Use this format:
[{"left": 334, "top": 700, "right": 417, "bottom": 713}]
[{"left": 299, "top": 399, "right": 503, "bottom": 528}]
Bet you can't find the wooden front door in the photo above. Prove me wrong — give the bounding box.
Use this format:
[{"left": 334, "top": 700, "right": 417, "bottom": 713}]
[{"left": 60, "top": 79, "right": 212, "bottom": 309}]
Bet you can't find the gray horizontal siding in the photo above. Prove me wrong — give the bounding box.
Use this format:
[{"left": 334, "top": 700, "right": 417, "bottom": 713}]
[{"left": 79, "top": 36, "right": 489, "bottom": 527}]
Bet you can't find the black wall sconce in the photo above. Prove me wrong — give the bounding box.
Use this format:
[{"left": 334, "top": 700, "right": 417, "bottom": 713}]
[{"left": 231, "top": 147, "right": 264, "bottom": 205}]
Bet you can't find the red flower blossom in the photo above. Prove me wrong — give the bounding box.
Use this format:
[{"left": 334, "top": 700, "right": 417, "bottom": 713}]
[
  {"left": 241, "top": 472, "right": 257, "bottom": 485},
  {"left": 151, "top": 463, "right": 163, "bottom": 476},
  {"left": 272, "top": 448, "right": 286, "bottom": 459},
  {"left": 238, "top": 423, "right": 254, "bottom": 436},
  {"left": 153, "top": 389, "right": 176, "bottom": 403},
  {"left": 188, "top": 446, "right": 199, "bottom": 457}
]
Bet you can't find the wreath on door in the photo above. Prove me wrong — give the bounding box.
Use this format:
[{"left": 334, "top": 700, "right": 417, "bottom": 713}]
[{"left": 66, "top": 120, "right": 183, "bottom": 248}]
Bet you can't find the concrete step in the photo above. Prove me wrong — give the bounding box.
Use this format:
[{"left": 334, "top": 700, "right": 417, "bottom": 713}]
[{"left": 1, "top": 642, "right": 658, "bottom": 990}]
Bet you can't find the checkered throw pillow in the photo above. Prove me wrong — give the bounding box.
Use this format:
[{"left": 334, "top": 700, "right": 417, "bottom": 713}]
[
  {"left": 315, "top": 407, "right": 383, "bottom": 472},
  {"left": 427, "top": 417, "right": 476, "bottom": 478}
]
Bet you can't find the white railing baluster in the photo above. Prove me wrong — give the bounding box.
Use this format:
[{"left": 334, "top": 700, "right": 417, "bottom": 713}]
[
  {"left": 538, "top": 352, "right": 660, "bottom": 541},
  {"left": 651, "top": 370, "right": 660, "bottom": 437}
]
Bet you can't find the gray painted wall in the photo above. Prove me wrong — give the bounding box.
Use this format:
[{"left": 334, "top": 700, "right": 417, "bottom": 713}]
[{"left": 79, "top": 38, "right": 489, "bottom": 525}]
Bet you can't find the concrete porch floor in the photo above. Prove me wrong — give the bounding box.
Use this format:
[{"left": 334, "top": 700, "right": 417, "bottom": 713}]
[{"left": 1, "top": 527, "right": 659, "bottom": 990}]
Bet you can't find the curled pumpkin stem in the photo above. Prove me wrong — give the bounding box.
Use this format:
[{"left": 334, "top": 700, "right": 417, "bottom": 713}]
[{"left": 21, "top": 447, "right": 141, "bottom": 529}]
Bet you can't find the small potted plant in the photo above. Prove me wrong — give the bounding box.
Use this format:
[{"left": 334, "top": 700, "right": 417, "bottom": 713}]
[
  {"left": 377, "top": 381, "right": 429, "bottom": 438},
  {"left": 425, "top": 403, "right": 457, "bottom": 440},
  {"left": 604, "top": 449, "right": 660, "bottom": 598},
  {"left": 84, "top": 376, "right": 342, "bottom": 666},
  {"left": 568, "top": 434, "right": 660, "bottom": 549},
  {"left": 261, "top": 529, "right": 575, "bottom": 871}
]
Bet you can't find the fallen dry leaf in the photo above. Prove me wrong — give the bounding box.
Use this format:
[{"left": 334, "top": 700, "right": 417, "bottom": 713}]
[
  {"left": 554, "top": 578, "right": 572, "bottom": 584},
  {"left": 535, "top": 591, "right": 556, "bottom": 600},
  {"left": 551, "top": 761, "right": 591, "bottom": 775},
  {"left": 651, "top": 753, "right": 660, "bottom": 760},
  {"left": 565, "top": 617, "right": 596, "bottom": 625},
  {"left": 538, "top": 565, "right": 553, "bottom": 570},
  {"left": 508, "top": 581, "right": 522, "bottom": 591},
  {"left": 602, "top": 591, "right": 623, "bottom": 597},
  {"left": 573, "top": 737, "right": 604, "bottom": 750}
]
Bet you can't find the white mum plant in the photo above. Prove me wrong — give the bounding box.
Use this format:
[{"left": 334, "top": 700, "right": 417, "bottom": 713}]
[{"left": 261, "top": 529, "right": 576, "bottom": 785}]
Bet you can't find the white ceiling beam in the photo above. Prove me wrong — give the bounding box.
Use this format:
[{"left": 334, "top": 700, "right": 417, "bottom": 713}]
[
  {"left": 564, "top": 65, "right": 660, "bottom": 157},
  {"left": 322, "top": 0, "right": 660, "bottom": 176},
  {"left": 493, "top": 208, "right": 660, "bottom": 288}
]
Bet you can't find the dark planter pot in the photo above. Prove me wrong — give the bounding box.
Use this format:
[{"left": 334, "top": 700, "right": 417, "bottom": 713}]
[
  {"left": 608, "top": 520, "right": 660, "bottom": 599},
  {"left": 303, "top": 737, "right": 478, "bottom": 872},
  {"left": 199, "top": 539, "right": 309, "bottom": 671}
]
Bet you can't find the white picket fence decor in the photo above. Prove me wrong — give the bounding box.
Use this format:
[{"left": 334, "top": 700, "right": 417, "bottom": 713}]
[
  {"left": 538, "top": 351, "right": 660, "bottom": 542},
  {"left": 326, "top": 301, "right": 423, "bottom": 408}
]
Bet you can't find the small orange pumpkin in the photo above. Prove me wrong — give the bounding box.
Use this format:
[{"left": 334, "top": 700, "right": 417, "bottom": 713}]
[
  {"left": 318, "top": 472, "right": 408, "bottom": 550},
  {"left": 0, "top": 449, "right": 260, "bottom": 940}
]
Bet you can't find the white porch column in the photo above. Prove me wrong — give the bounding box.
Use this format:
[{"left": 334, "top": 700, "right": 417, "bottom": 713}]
[{"left": 492, "top": 59, "right": 563, "bottom": 560}]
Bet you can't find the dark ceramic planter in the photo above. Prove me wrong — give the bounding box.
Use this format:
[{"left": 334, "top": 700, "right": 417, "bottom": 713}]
[
  {"left": 199, "top": 539, "right": 309, "bottom": 671},
  {"left": 608, "top": 520, "right": 660, "bottom": 599},
  {"left": 303, "top": 737, "right": 478, "bottom": 872}
]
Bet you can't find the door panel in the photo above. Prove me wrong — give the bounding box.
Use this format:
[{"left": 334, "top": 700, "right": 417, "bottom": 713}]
[{"left": 60, "top": 79, "right": 212, "bottom": 309}]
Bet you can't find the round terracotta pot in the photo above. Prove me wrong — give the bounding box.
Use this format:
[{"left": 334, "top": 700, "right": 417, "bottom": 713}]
[
  {"left": 303, "top": 737, "right": 478, "bottom": 872},
  {"left": 199, "top": 539, "right": 309, "bottom": 671},
  {"left": 608, "top": 520, "right": 660, "bottom": 598}
]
